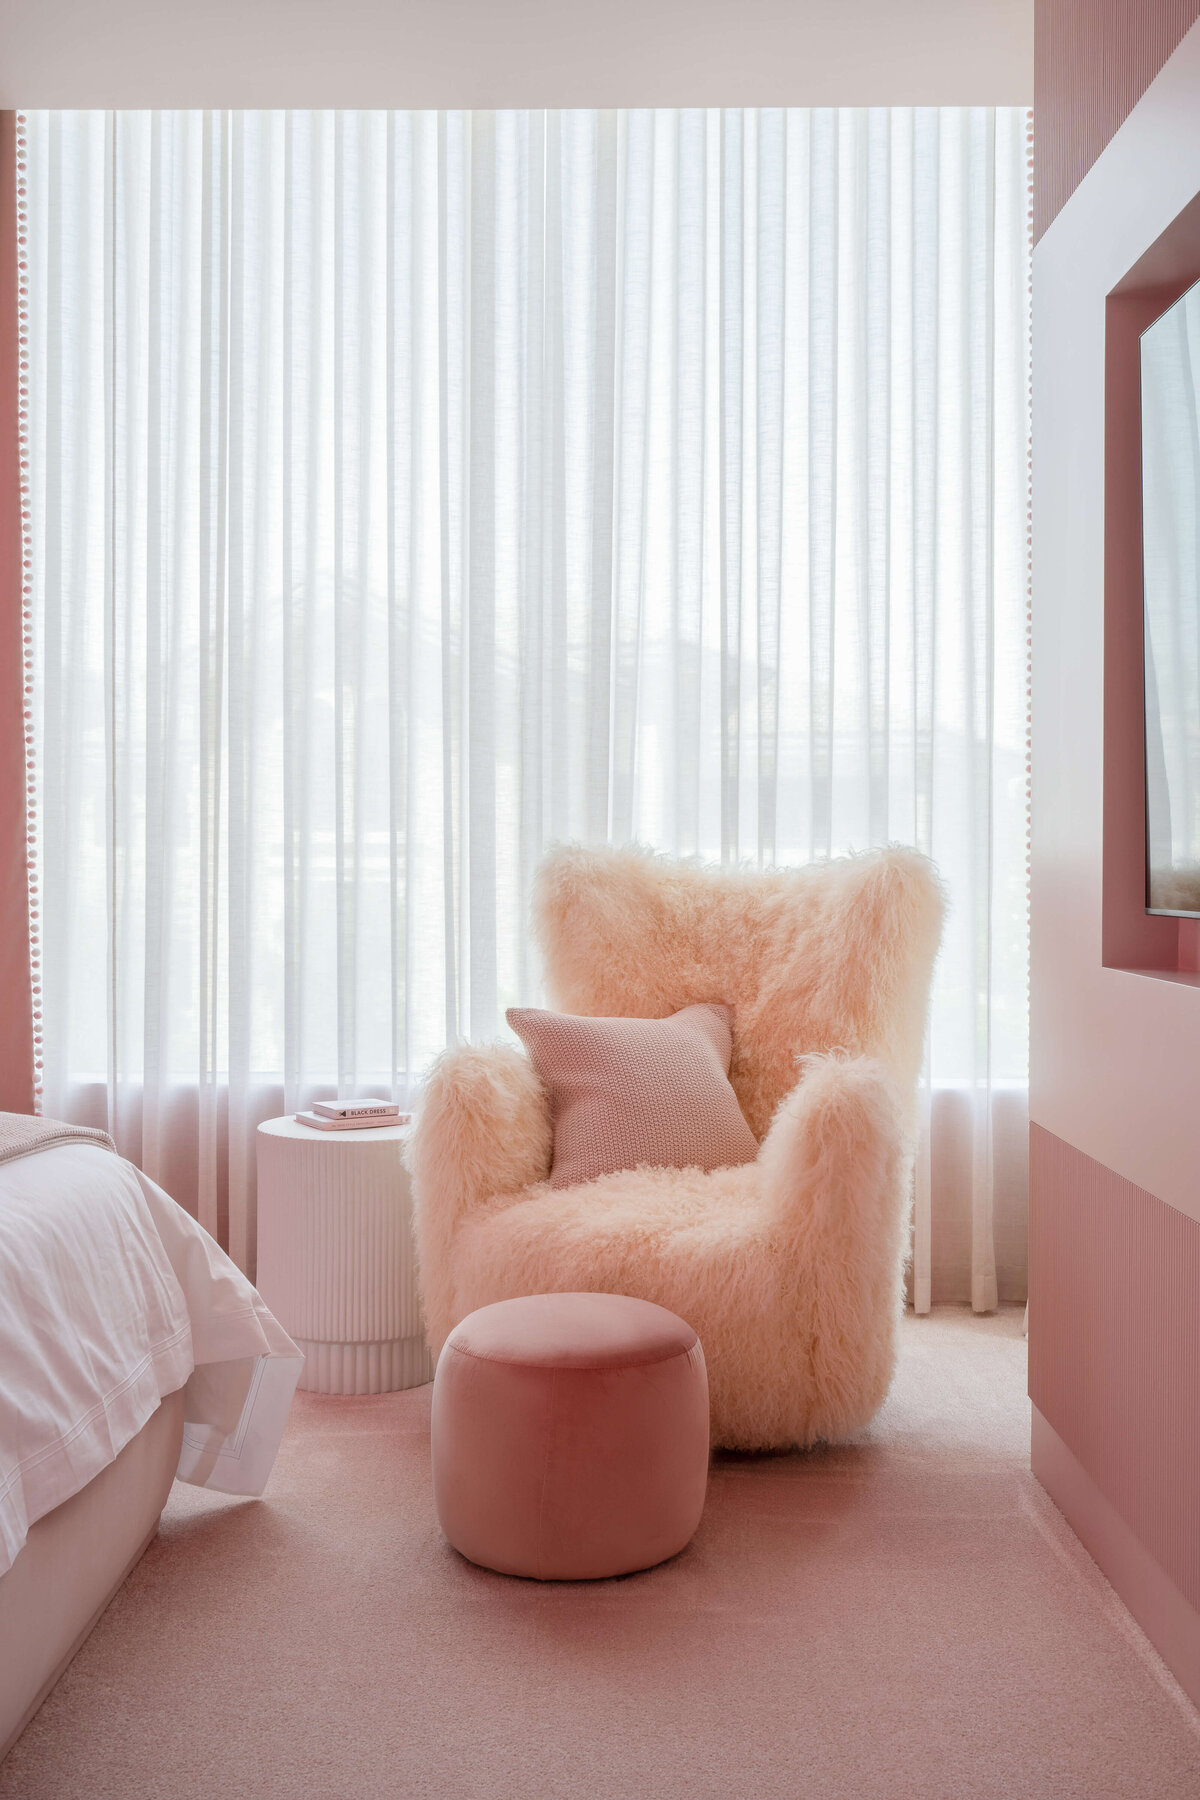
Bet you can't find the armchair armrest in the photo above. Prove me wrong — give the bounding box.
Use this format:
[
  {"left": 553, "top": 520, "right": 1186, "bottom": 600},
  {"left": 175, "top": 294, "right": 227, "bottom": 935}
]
[
  {"left": 406, "top": 1043, "right": 552, "bottom": 1350},
  {"left": 758, "top": 1051, "right": 911, "bottom": 1440}
]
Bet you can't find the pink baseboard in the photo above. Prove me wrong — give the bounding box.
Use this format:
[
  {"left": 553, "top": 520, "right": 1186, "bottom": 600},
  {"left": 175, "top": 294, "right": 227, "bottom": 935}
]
[
  {"left": 1029, "top": 1123, "right": 1200, "bottom": 1703},
  {"left": 1032, "top": 1407, "right": 1200, "bottom": 1708}
]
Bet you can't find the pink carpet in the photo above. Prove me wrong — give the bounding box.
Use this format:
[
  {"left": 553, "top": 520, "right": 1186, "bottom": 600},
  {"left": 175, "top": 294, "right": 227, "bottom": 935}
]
[{"left": 3, "top": 1307, "right": 1199, "bottom": 1799}]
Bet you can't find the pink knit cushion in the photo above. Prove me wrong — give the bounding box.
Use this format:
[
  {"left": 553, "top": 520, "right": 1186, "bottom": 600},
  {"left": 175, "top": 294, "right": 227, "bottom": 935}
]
[{"left": 506, "top": 1002, "right": 759, "bottom": 1190}]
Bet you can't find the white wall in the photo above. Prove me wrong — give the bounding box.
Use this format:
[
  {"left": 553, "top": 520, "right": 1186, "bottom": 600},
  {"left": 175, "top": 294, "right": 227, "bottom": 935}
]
[{"left": 0, "top": 0, "right": 1032, "bottom": 109}]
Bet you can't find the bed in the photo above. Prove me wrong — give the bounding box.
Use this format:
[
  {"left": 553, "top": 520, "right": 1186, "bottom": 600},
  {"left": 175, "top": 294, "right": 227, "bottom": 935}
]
[{"left": 0, "top": 1126, "right": 303, "bottom": 1758}]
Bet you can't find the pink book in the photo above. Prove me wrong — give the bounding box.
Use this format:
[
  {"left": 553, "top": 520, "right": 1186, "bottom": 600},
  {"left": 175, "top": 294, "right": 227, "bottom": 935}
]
[{"left": 294, "top": 1110, "right": 410, "bottom": 1132}]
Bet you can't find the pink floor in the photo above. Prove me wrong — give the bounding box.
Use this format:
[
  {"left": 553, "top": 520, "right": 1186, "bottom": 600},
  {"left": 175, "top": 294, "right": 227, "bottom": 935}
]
[{"left": 3, "top": 1307, "right": 1199, "bottom": 1799}]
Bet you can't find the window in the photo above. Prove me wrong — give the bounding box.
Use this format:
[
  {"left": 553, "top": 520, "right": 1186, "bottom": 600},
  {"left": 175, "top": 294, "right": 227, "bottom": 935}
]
[{"left": 21, "top": 108, "right": 1031, "bottom": 1302}]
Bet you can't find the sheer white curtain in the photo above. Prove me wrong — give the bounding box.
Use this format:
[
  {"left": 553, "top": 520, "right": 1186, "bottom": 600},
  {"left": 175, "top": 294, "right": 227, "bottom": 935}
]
[{"left": 21, "top": 108, "right": 1031, "bottom": 1304}]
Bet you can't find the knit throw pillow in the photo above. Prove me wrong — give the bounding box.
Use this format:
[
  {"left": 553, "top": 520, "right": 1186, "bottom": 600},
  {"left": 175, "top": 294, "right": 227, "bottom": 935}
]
[{"left": 506, "top": 1002, "right": 759, "bottom": 1191}]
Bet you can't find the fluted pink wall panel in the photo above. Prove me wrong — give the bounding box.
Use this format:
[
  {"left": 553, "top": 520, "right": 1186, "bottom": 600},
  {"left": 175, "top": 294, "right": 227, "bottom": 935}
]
[
  {"left": 1035, "top": 0, "right": 1200, "bottom": 240},
  {"left": 1029, "top": 1125, "right": 1200, "bottom": 1613}
]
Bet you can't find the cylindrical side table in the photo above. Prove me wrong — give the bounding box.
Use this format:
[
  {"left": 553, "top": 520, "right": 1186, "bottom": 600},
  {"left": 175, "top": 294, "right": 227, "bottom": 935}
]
[{"left": 255, "top": 1116, "right": 433, "bottom": 1395}]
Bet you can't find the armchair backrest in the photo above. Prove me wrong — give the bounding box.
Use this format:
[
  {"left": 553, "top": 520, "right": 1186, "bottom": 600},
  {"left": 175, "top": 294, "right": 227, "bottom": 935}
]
[{"left": 532, "top": 845, "right": 945, "bottom": 1141}]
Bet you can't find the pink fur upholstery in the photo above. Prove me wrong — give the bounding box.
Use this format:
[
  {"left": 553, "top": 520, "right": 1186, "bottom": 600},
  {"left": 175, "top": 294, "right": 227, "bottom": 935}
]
[{"left": 408, "top": 845, "right": 945, "bottom": 1450}]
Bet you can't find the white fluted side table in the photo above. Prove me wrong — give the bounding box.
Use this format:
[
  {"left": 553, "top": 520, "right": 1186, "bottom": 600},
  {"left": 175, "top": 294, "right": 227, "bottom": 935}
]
[{"left": 255, "top": 1116, "right": 433, "bottom": 1395}]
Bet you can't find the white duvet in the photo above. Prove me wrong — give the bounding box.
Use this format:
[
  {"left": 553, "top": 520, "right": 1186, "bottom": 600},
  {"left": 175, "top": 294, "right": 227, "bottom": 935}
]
[{"left": 0, "top": 1143, "right": 303, "bottom": 1576}]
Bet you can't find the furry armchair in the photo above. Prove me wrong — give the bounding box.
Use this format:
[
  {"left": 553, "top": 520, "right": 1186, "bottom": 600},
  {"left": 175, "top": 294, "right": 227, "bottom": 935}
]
[{"left": 407, "top": 845, "right": 944, "bottom": 1451}]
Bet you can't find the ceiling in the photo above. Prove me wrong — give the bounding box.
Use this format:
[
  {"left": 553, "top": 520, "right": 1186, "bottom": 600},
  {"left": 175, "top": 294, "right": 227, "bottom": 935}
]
[{"left": 0, "top": 0, "right": 1033, "bottom": 109}]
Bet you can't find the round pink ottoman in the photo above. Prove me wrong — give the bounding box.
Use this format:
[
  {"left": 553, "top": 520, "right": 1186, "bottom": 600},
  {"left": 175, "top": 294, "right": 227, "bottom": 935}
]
[{"left": 431, "top": 1292, "right": 709, "bottom": 1580}]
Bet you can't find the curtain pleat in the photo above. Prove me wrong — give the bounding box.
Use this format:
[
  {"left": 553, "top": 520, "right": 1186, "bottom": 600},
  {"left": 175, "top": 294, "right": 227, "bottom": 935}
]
[{"left": 22, "top": 107, "right": 1031, "bottom": 1306}]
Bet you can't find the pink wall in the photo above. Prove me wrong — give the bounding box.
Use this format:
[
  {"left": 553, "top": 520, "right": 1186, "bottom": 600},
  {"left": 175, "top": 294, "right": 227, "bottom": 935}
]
[
  {"left": 1035, "top": 0, "right": 1200, "bottom": 240},
  {"left": 1029, "top": 1127, "right": 1200, "bottom": 1703},
  {"left": 0, "top": 114, "right": 34, "bottom": 1115},
  {"left": 1031, "top": 18, "right": 1200, "bottom": 1701},
  {"left": 1031, "top": 27, "right": 1200, "bottom": 1230}
]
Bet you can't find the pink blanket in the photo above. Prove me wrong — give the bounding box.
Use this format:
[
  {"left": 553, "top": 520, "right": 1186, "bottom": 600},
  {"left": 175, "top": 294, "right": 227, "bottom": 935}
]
[{"left": 0, "top": 1110, "right": 115, "bottom": 1167}]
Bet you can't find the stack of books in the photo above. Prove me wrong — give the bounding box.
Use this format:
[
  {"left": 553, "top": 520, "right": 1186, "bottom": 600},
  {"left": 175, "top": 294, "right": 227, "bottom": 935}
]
[{"left": 294, "top": 1099, "right": 410, "bottom": 1132}]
